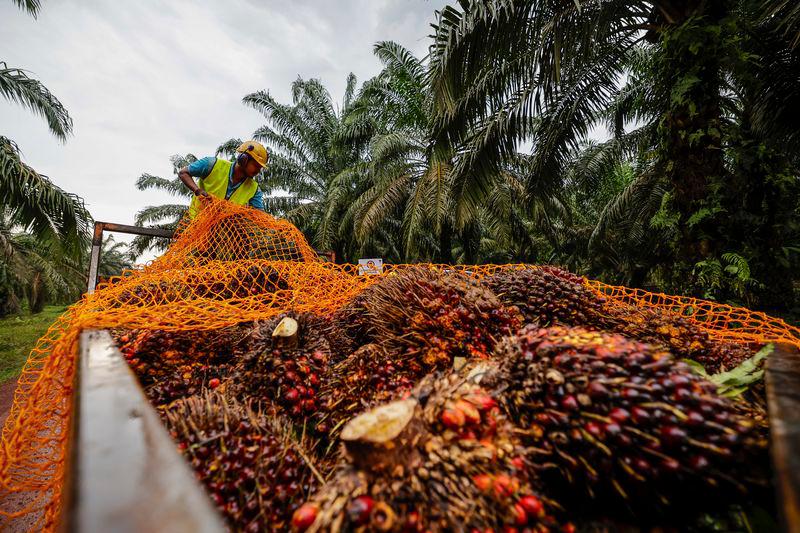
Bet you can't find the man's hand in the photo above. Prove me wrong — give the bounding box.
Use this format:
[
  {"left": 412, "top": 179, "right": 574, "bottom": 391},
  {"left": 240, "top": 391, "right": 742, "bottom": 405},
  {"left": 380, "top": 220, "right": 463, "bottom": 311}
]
[{"left": 195, "top": 188, "right": 210, "bottom": 198}]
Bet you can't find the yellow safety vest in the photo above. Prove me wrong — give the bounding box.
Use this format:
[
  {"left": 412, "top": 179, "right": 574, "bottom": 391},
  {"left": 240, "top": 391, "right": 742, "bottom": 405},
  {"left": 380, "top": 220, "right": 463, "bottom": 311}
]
[{"left": 188, "top": 158, "right": 258, "bottom": 219}]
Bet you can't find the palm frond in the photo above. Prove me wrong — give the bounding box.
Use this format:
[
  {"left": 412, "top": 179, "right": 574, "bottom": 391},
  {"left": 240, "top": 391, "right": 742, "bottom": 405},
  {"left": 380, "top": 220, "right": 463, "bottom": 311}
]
[
  {"left": 135, "top": 174, "right": 188, "bottom": 196},
  {"left": 0, "top": 137, "right": 91, "bottom": 256},
  {"left": 0, "top": 62, "right": 72, "bottom": 140},
  {"left": 12, "top": 0, "right": 41, "bottom": 17}
]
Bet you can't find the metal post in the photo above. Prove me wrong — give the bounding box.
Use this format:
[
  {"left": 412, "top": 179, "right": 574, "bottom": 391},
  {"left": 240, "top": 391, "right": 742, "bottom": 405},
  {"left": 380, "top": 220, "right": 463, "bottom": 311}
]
[{"left": 86, "top": 223, "right": 104, "bottom": 294}]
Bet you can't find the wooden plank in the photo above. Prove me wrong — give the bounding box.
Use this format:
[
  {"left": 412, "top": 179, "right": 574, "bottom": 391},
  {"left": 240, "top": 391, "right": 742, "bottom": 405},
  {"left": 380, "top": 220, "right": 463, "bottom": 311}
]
[
  {"left": 766, "top": 342, "right": 800, "bottom": 533},
  {"left": 64, "top": 330, "right": 225, "bottom": 533}
]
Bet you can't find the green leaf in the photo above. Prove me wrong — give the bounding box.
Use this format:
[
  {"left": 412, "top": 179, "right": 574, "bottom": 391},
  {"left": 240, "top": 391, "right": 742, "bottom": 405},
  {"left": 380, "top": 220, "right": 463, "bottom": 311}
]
[
  {"left": 683, "top": 344, "right": 772, "bottom": 397},
  {"left": 710, "top": 344, "right": 773, "bottom": 396},
  {"left": 682, "top": 359, "right": 710, "bottom": 378}
]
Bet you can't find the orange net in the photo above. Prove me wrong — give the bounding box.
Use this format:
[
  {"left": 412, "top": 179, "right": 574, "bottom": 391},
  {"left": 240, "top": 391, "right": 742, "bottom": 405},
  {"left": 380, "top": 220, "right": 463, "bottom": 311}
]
[{"left": 1, "top": 198, "right": 799, "bottom": 530}]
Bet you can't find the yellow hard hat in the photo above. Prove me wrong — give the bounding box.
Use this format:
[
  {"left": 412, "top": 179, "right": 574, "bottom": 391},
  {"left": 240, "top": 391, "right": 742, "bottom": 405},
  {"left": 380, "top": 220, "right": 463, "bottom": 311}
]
[{"left": 236, "top": 140, "right": 268, "bottom": 168}]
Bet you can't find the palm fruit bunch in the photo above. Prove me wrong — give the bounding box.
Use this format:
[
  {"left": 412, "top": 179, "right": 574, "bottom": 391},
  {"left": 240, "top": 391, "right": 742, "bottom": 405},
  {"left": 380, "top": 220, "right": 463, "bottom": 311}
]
[
  {"left": 226, "top": 312, "right": 333, "bottom": 431},
  {"left": 292, "top": 373, "right": 569, "bottom": 533},
  {"left": 336, "top": 267, "right": 521, "bottom": 368},
  {"left": 113, "top": 279, "right": 190, "bottom": 307},
  {"left": 115, "top": 326, "right": 253, "bottom": 407},
  {"left": 165, "top": 392, "right": 321, "bottom": 532},
  {"left": 482, "top": 266, "right": 754, "bottom": 373},
  {"left": 485, "top": 325, "right": 769, "bottom": 516},
  {"left": 603, "top": 306, "right": 755, "bottom": 373},
  {"left": 316, "top": 343, "right": 422, "bottom": 440},
  {"left": 145, "top": 360, "right": 233, "bottom": 407},
  {"left": 484, "top": 267, "right": 609, "bottom": 327}
]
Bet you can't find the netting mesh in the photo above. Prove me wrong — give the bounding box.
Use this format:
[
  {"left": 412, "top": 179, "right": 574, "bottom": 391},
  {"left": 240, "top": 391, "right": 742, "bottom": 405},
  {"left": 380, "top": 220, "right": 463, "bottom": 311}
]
[{"left": 1, "top": 198, "right": 799, "bottom": 530}]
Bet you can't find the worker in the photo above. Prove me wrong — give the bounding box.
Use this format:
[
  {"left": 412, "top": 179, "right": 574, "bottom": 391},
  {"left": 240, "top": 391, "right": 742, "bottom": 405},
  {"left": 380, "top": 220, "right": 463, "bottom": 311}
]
[{"left": 179, "top": 140, "right": 268, "bottom": 218}]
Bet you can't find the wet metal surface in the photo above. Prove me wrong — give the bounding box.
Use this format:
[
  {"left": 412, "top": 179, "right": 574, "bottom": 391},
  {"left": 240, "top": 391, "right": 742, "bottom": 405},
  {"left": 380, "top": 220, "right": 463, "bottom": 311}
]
[
  {"left": 766, "top": 343, "right": 800, "bottom": 533},
  {"left": 66, "top": 330, "right": 224, "bottom": 533}
]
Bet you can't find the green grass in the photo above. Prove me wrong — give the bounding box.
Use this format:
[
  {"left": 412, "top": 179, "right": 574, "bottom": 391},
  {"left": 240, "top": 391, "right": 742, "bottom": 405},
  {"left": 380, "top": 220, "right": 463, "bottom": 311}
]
[{"left": 0, "top": 305, "right": 67, "bottom": 384}]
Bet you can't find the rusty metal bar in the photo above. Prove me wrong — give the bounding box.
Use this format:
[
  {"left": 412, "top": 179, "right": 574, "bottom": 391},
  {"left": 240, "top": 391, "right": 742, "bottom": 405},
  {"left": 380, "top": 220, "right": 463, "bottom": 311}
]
[
  {"left": 86, "top": 222, "right": 175, "bottom": 294},
  {"left": 766, "top": 343, "right": 800, "bottom": 533},
  {"left": 65, "top": 330, "right": 225, "bottom": 533},
  {"left": 94, "top": 221, "right": 175, "bottom": 239}
]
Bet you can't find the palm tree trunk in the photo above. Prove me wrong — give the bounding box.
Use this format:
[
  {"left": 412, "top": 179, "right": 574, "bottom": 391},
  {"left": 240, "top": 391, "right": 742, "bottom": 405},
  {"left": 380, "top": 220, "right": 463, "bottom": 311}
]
[
  {"left": 657, "top": 0, "right": 728, "bottom": 289},
  {"left": 0, "top": 286, "right": 21, "bottom": 317},
  {"left": 28, "top": 271, "right": 46, "bottom": 314},
  {"left": 437, "top": 221, "right": 454, "bottom": 264}
]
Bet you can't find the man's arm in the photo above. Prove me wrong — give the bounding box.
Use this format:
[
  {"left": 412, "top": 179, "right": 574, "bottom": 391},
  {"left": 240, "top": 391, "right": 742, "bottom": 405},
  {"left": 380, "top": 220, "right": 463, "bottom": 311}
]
[
  {"left": 249, "top": 188, "right": 265, "bottom": 210},
  {"left": 178, "top": 167, "right": 208, "bottom": 197},
  {"left": 179, "top": 156, "right": 217, "bottom": 197}
]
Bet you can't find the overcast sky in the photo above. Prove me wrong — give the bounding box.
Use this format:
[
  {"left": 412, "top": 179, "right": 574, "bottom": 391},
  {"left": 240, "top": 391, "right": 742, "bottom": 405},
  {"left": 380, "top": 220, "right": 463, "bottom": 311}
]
[{"left": 1, "top": 0, "right": 448, "bottom": 257}]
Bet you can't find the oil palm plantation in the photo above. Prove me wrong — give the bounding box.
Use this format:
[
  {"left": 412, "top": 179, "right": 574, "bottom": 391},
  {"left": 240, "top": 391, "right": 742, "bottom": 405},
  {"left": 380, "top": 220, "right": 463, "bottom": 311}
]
[
  {"left": 0, "top": 210, "right": 85, "bottom": 315},
  {"left": 429, "top": 0, "right": 800, "bottom": 308}
]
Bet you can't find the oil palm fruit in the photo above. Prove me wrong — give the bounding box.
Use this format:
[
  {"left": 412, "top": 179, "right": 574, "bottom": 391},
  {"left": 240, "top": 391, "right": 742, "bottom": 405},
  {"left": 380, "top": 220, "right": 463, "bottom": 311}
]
[
  {"left": 336, "top": 267, "right": 521, "bottom": 368},
  {"left": 486, "top": 325, "right": 769, "bottom": 515},
  {"left": 166, "top": 392, "right": 321, "bottom": 532},
  {"left": 294, "top": 373, "right": 568, "bottom": 532}
]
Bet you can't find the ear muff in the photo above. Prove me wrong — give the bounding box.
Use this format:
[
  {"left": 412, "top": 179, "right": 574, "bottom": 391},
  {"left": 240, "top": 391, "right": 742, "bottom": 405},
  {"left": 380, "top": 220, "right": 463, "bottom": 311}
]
[{"left": 237, "top": 153, "right": 250, "bottom": 166}]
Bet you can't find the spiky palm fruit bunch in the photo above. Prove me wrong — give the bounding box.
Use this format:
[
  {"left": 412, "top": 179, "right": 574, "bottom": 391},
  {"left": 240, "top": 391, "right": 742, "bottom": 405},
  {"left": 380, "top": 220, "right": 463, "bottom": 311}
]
[
  {"left": 316, "top": 343, "right": 422, "bottom": 441},
  {"left": 114, "top": 280, "right": 190, "bottom": 307},
  {"left": 605, "top": 306, "right": 754, "bottom": 373},
  {"left": 484, "top": 267, "right": 609, "bottom": 327},
  {"left": 193, "top": 263, "right": 290, "bottom": 300},
  {"left": 227, "top": 313, "right": 333, "bottom": 432},
  {"left": 293, "top": 373, "right": 569, "bottom": 533},
  {"left": 145, "top": 360, "right": 233, "bottom": 407},
  {"left": 482, "top": 267, "right": 754, "bottom": 373},
  {"left": 115, "top": 326, "right": 254, "bottom": 407},
  {"left": 336, "top": 267, "right": 522, "bottom": 368},
  {"left": 486, "top": 325, "right": 769, "bottom": 515},
  {"left": 165, "top": 392, "right": 321, "bottom": 533}
]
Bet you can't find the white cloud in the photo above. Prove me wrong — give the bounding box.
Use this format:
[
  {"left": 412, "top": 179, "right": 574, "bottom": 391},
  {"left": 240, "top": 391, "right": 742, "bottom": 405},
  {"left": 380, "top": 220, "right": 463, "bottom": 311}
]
[{"left": 0, "top": 0, "right": 447, "bottom": 258}]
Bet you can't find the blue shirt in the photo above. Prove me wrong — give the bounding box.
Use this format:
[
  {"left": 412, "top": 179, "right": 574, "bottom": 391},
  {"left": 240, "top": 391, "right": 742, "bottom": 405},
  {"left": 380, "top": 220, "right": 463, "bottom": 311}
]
[{"left": 186, "top": 156, "right": 264, "bottom": 210}]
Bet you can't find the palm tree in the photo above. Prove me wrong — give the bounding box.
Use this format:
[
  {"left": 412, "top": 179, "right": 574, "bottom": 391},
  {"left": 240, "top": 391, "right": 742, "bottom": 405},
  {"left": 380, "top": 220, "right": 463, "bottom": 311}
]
[
  {"left": 0, "top": 71, "right": 91, "bottom": 256},
  {"left": 1, "top": 2, "right": 92, "bottom": 313},
  {"left": 0, "top": 210, "right": 85, "bottom": 315},
  {"left": 91, "top": 236, "right": 133, "bottom": 280},
  {"left": 230, "top": 75, "right": 366, "bottom": 262},
  {"left": 11, "top": 0, "right": 41, "bottom": 17},
  {"left": 1, "top": 1, "right": 91, "bottom": 262},
  {"left": 130, "top": 154, "right": 196, "bottom": 257},
  {"left": 340, "top": 41, "right": 456, "bottom": 262}
]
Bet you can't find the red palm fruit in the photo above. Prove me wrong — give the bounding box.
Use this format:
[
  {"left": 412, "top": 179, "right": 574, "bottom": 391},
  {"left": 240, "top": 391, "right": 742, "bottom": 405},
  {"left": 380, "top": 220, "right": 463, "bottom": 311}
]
[
  {"left": 473, "top": 473, "right": 492, "bottom": 492},
  {"left": 513, "top": 503, "right": 528, "bottom": 526},
  {"left": 441, "top": 407, "right": 466, "bottom": 429},
  {"left": 347, "top": 495, "right": 374, "bottom": 526},
  {"left": 455, "top": 400, "right": 481, "bottom": 425},
  {"left": 292, "top": 503, "right": 318, "bottom": 531},
  {"left": 208, "top": 378, "right": 221, "bottom": 389},
  {"left": 518, "top": 495, "right": 544, "bottom": 518},
  {"left": 493, "top": 474, "right": 517, "bottom": 498},
  {"left": 465, "top": 392, "right": 497, "bottom": 412},
  {"left": 284, "top": 388, "right": 301, "bottom": 404}
]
